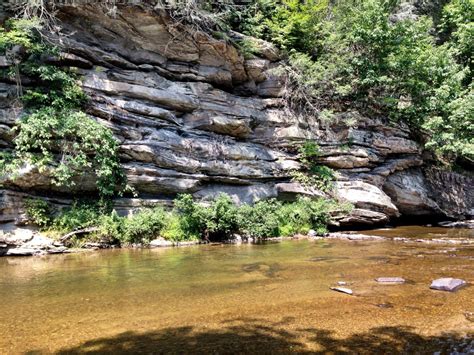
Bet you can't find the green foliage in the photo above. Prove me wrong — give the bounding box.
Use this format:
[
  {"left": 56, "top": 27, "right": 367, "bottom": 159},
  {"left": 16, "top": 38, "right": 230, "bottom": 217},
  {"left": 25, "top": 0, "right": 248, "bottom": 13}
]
[
  {"left": 423, "top": 85, "right": 474, "bottom": 160},
  {"left": 233, "top": 0, "right": 473, "bottom": 163},
  {"left": 0, "top": 151, "right": 17, "bottom": 177},
  {"left": 121, "top": 207, "right": 167, "bottom": 245},
  {"left": 173, "top": 193, "right": 239, "bottom": 240},
  {"left": 25, "top": 198, "right": 52, "bottom": 228},
  {"left": 206, "top": 193, "right": 240, "bottom": 238},
  {"left": 0, "top": 18, "right": 125, "bottom": 197},
  {"left": 0, "top": 18, "right": 44, "bottom": 53},
  {"left": 174, "top": 193, "right": 210, "bottom": 240},
  {"left": 24, "top": 192, "right": 352, "bottom": 245},
  {"left": 263, "top": 0, "right": 328, "bottom": 52},
  {"left": 13, "top": 108, "right": 124, "bottom": 196},
  {"left": 160, "top": 214, "right": 188, "bottom": 242},
  {"left": 440, "top": 0, "right": 474, "bottom": 72},
  {"left": 237, "top": 199, "right": 281, "bottom": 239},
  {"left": 96, "top": 210, "right": 125, "bottom": 243},
  {"left": 277, "top": 196, "right": 335, "bottom": 236},
  {"left": 292, "top": 141, "right": 335, "bottom": 191},
  {"left": 235, "top": 38, "right": 260, "bottom": 59},
  {"left": 52, "top": 201, "right": 103, "bottom": 232},
  {"left": 231, "top": 0, "right": 329, "bottom": 52}
]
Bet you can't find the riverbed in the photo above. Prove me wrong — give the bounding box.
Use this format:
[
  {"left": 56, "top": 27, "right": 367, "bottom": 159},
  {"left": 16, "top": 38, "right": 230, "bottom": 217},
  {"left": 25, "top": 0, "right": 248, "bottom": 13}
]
[{"left": 0, "top": 227, "right": 473, "bottom": 353}]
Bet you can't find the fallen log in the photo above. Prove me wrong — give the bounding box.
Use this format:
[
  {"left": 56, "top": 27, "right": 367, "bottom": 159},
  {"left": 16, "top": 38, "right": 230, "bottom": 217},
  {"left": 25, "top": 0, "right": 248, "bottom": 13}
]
[{"left": 60, "top": 227, "right": 100, "bottom": 243}]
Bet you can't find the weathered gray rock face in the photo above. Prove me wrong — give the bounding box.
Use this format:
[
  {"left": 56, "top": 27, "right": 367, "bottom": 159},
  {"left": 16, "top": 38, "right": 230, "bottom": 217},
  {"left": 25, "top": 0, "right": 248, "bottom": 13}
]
[
  {"left": 384, "top": 168, "right": 474, "bottom": 219},
  {"left": 0, "top": 4, "right": 472, "bottom": 232},
  {"left": 383, "top": 169, "right": 443, "bottom": 216}
]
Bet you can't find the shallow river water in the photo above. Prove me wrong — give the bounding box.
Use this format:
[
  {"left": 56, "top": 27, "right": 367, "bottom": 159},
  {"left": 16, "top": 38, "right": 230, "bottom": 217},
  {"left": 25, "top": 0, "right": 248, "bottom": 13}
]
[{"left": 0, "top": 227, "right": 473, "bottom": 354}]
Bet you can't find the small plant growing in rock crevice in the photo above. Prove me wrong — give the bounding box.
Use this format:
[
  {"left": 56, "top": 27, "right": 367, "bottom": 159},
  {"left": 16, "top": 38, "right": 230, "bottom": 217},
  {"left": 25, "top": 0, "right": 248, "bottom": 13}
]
[{"left": 291, "top": 141, "right": 335, "bottom": 192}]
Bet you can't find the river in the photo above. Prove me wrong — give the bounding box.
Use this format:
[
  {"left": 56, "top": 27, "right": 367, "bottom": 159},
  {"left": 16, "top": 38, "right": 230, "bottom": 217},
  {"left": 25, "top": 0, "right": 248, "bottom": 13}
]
[{"left": 0, "top": 227, "right": 473, "bottom": 353}]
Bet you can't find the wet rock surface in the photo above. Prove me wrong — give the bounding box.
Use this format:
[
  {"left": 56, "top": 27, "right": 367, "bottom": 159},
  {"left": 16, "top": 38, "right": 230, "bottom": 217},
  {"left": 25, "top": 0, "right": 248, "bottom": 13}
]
[
  {"left": 330, "top": 287, "right": 353, "bottom": 295},
  {"left": 430, "top": 278, "right": 467, "bottom": 292},
  {"left": 149, "top": 238, "right": 174, "bottom": 248},
  {"left": 1, "top": 233, "right": 69, "bottom": 256},
  {"left": 375, "top": 277, "right": 406, "bottom": 284}
]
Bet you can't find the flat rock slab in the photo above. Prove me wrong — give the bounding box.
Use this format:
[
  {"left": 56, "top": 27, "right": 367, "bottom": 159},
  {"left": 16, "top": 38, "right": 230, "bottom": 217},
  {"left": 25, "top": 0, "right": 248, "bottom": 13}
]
[
  {"left": 6, "top": 248, "right": 40, "bottom": 256},
  {"left": 430, "top": 278, "right": 466, "bottom": 292},
  {"left": 330, "top": 287, "right": 353, "bottom": 295},
  {"left": 149, "top": 238, "right": 174, "bottom": 248},
  {"left": 376, "top": 277, "right": 406, "bottom": 284}
]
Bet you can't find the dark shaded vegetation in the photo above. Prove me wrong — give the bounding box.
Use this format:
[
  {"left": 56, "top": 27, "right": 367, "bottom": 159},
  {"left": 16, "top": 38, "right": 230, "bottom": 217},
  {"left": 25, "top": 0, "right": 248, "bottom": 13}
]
[{"left": 55, "top": 319, "right": 472, "bottom": 354}]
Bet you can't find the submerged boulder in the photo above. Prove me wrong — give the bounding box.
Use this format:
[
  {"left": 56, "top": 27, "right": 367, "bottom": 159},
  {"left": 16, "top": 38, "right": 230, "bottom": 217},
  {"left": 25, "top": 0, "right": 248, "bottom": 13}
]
[
  {"left": 330, "top": 287, "right": 353, "bottom": 295},
  {"left": 375, "top": 277, "right": 406, "bottom": 284},
  {"left": 430, "top": 278, "right": 466, "bottom": 292}
]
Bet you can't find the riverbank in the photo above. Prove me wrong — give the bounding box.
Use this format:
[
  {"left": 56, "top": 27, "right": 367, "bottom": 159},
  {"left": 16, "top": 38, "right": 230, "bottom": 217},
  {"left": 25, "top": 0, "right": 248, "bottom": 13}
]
[{"left": 2, "top": 224, "right": 473, "bottom": 257}]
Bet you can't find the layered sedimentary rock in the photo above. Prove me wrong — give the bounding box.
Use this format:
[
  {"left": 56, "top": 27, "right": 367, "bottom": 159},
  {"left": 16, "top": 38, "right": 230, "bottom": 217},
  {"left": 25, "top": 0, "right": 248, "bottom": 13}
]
[{"left": 0, "top": 4, "right": 472, "bottom": 234}]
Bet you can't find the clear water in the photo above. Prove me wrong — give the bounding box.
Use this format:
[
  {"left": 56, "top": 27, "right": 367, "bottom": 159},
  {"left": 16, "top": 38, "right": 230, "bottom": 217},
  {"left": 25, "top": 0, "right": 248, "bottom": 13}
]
[{"left": 0, "top": 228, "right": 473, "bottom": 353}]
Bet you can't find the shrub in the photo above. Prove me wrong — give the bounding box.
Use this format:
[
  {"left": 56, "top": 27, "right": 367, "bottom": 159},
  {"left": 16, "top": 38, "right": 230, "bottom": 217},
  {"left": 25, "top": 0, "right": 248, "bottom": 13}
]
[
  {"left": 237, "top": 199, "right": 282, "bottom": 239},
  {"left": 96, "top": 210, "right": 125, "bottom": 243},
  {"left": 277, "top": 196, "right": 333, "bottom": 236},
  {"left": 25, "top": 198, "right": 52, "bottom": 228},
  {"left": 23, "top": 194, "right": 351, "bottom": 245},
  {"left": 173, "top": 193, "right": 240, "bottom": 241},
  {"left": 121, "top": 207, "right": 167, "bottom": 245},
  {"left": 206, "top": 193, "right": 240, "bottom": 239},
  {"left": 174, "top": 194, "right": 210, "bottom": 240},
  {"left": 292, "top": 141, "right": 335, "bottom": 191},
  {"left": 161, "top": 214, "right": 188, "bottom": 242},
  {"left": 13, "top": 108, "right": 125, "bottom": 197},
  {"left": 52, "top": 201, "right": 102, "bottom": 232}
]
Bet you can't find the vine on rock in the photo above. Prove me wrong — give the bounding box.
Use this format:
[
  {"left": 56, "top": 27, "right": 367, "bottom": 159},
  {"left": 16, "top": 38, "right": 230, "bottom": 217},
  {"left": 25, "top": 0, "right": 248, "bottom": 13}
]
[{"left": 0, "top": 18, "right": 126, "bottom": 197}]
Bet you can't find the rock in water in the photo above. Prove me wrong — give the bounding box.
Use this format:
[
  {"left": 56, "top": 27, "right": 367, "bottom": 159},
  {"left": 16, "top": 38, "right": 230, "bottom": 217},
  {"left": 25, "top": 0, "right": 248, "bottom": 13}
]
[
  {"left": 430, "top": 278, "right": 466, "bottom": 292},
  {"left": 375, "top": 277, "right": 406, "bottom": 284},
  {"left": 149, "top": 238, "right": 174, "bottom": 248},
  {"left": 330, "top": 287, "right": 353, "bottom": 295}
]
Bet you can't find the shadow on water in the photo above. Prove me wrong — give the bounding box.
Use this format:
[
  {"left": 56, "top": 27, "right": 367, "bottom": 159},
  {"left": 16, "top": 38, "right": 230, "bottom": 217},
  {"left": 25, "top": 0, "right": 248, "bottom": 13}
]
[{"left": 53, "top": 319, "right": 472, "bottom": 354}]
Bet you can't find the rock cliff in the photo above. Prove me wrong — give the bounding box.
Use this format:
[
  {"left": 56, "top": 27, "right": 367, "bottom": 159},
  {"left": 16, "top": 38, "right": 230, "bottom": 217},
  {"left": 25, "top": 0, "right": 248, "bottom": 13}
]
[{"left": 0, "top": 4, "right": 472, "bottom": 235}]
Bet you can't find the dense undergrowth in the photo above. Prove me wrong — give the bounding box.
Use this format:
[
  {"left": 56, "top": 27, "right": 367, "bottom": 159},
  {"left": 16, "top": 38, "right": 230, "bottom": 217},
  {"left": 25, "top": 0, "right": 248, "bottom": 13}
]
[{"left": 25, "top": 194, "right": 352, "bottom": 246}]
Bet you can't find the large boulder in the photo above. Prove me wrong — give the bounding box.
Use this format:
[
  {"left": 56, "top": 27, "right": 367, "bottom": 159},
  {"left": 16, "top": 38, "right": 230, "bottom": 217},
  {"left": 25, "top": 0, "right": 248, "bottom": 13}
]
[
  {"left": 383, "top": 169, "right": 442, "bottom": 216},
  {"left": 336, "top": 180, "right": 400, "bottom": 220}
]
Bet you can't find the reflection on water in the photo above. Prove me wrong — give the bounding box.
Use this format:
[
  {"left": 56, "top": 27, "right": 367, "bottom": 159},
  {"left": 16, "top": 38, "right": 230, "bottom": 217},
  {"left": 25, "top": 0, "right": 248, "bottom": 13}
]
[
  {"left": 359, "top": 225, "right": 474, "bottom": 239},
  {"left": 0, "top": 228, "right": 473, "bottom": 353}
]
